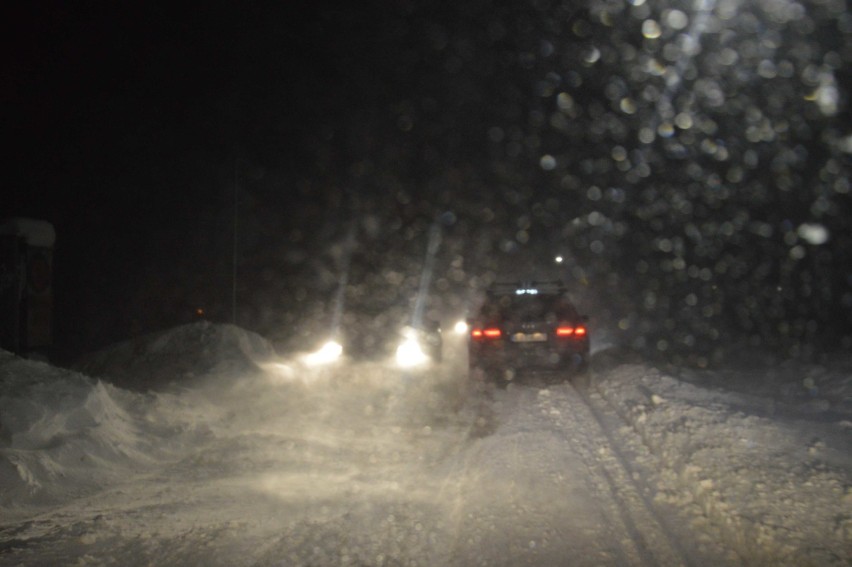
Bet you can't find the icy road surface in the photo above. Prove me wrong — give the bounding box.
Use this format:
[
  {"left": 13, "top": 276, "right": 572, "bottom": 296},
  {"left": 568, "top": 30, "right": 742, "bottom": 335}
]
[{"left": 1, "top": 323, "right": 849, "bottom": 566}]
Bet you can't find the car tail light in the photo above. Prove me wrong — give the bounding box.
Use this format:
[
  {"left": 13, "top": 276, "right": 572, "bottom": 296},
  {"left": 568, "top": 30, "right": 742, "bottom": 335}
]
[
  {"left": 556, "top": 325, "right": 587, "bottom": 338},
  {"left": 471, "top": 327, "right": 502, "bottom": 340}
]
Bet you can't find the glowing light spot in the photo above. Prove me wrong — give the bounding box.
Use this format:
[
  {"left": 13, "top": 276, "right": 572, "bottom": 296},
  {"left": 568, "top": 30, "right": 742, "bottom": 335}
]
[
  {"left": 808, "top": 71, "right": 839, "bottom": 116},
  {"left": 588, "top": 211, "right": 605, "bottom": 226},
  {"left": 757, "top": 60, "right": 777, "bottom": 79},
  {"left": 797, "top": 223, "right": 829, "bottom": 245},
  {"left": 639, "top": 127, "right": 656, "bottom": 144},
  {"left": 303, "top": 341, "right": 343, "bottom": 366},
  {"left": 642, "top": 20, "right": 662, "bottom": 39},
  {"left": 701, "top": 139, "right": 718, "bottom": 155},
  {"left": 647, "top": 58, "right": 666, "bottom": 76},
  {"left": 620, "top": 97, "right": 637, "bottom": 114},
  {"left": 540, "top": 154, "right": 557, "bottom": 170},
  {"left": 674, "top": 112, "right": 693, "bottom": 129},
  {"left": 657, "top": 122, "right": 675, "bottom": 138},
  {"left": 395, "top": 338, "right": 429, "bottom": 368},
  {"left": 665, "top": 9, "right": 689, "bottom": 30},
  {"left": 583, "top": 46, "right": 601, "bottom": 64},
  {"left": 557, "top": 92, "right": 575, "bottom": 111}
]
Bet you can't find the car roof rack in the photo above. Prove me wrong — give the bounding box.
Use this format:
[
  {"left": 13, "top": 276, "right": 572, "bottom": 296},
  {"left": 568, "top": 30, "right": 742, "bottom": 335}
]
[{"left": 487, "top": 280, "right": 568, "bottom": 296}]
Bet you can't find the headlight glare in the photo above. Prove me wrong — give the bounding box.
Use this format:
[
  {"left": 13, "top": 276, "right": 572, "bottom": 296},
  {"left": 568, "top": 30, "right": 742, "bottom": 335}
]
[{"left": 304, "top": 340, "right": 343, "bottom": 366}]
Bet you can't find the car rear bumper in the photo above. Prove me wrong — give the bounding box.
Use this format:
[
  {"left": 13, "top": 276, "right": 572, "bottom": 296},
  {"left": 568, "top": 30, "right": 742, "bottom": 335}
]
[{"left": 469, "top": 341, "right": 588, "bottom": 372}]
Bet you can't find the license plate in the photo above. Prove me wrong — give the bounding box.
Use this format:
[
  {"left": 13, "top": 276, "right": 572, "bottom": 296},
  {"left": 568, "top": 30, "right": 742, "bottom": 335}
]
[{"left": 512, "top": 332, "right": 547, "bottom": 343}]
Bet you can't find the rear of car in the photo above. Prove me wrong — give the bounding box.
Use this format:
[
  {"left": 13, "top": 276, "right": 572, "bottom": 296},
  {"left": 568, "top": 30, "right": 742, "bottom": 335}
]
[{"left": 468, "top": 283, "right": 589, "bottom": 385}]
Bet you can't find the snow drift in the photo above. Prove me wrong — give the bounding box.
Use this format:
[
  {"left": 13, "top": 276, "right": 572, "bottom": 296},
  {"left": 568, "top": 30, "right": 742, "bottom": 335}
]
[
  {"left": 0, "top": 322, "right": 278, "bottom": 516},
  {"left": 73, "top": 321, "right": 277, "bottom": 391},
  {"left": 0, "top": 352, "right": 158, "bottom": 513}
]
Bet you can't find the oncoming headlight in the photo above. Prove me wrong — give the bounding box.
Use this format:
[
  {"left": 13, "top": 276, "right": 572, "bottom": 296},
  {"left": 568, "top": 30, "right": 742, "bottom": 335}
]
[
  {"left": 303, "top": 340, "right": 343, "bottom": 366},
  {"left": 395, "top": 337, "right": 429, "bottom": 368}
]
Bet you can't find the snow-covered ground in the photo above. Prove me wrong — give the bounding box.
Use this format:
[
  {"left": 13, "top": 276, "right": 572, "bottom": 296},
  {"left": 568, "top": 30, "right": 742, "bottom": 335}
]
[
  {"left": 589, "top": 350, "right": 852, "bottom": 565},
  {"left": 1, "top": 322, "right": 849, "bottom": 566}
]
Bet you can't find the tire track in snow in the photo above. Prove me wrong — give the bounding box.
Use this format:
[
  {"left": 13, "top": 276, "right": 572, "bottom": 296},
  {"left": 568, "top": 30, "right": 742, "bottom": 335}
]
[
  {"left": 531, "top": 380, "right": 691, "bottom": 567},
  {"left": 436, "top": 378, "right": 692, "bottom": 566},
  {"left": 436, "top": 383, "right": 628, "bottom": 565}
]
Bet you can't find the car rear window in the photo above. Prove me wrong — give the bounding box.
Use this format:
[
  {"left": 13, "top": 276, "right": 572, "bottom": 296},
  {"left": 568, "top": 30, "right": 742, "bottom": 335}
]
[{"left": 478, "top": 294, "right": 580, "bottom": 323}]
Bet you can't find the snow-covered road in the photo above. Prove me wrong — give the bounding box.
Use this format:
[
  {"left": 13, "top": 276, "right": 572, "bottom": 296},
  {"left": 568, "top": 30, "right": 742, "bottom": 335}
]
[
  {"left": 0, "top": 364, "right": 687, "bottom": 566},
  {"left": 1, "top": 323, "right": 849, "bottom": 566}
]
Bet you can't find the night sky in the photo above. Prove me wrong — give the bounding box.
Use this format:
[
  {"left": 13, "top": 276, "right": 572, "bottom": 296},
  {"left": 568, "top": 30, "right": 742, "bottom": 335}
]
[
  {"left": 7, "top": 3, "right": 374, "bottom": 223},
  {"left": 5, "top": 1, "right": 852, "bottom": 365}
]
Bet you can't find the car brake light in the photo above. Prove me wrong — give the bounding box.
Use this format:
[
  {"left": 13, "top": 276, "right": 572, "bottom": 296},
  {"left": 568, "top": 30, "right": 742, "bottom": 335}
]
[
  {"left": 556, "top": 326, "right": 587, "bottom": 338},
  {"left": 471, "top": 328, "right": 502, "bottom": 340}
]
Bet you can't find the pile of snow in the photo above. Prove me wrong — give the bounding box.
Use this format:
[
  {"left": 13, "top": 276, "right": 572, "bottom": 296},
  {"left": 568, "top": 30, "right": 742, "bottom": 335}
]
[
  {"left": 0, "top": 351, "right": 167, "bottom": 515},
  {"left": 0, "top": 321, "right": 280, "bottom": 516},
  {"left": 74, "top": 321, "right": 277, "bottom": 391},
  {"left": 591, "top": 355, "right": 852, "bottom": 565}
]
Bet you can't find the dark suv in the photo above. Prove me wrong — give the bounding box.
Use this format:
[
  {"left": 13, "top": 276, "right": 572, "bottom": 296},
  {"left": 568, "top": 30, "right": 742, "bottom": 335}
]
[{"left": 468, "top": 282, "right": 589, "bottom": 385}]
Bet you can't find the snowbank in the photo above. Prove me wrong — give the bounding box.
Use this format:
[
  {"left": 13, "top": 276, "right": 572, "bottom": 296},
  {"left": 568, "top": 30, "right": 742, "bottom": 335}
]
[
  {"left": 592, "top": 356, "right": 852, "bottom": 565},
  {"left": 74, "top": 321, "right": 277, "bottom": 391},
  {"left": 0, "top": 321, "right": 278, "bottom": 515},
  {"left": 0, "top": 351, "right": 164, "bottom": 514}
]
